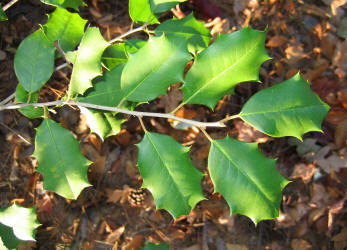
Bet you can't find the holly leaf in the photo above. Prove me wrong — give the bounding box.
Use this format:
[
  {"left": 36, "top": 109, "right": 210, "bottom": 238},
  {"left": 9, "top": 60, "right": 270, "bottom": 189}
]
[
  {"left": 141, "top": 242, "right": 170, "bottom": 250},
  {"left": 137, "top": 132, "right": 205, "bottom": 218},
  {"left": 239, "top": 73, "right": 330, "bottom": 140},
  {"left": 67, "top": 27, "right": 109, "bottom": 97},
  {"left": 14, "top": 29, "right": 55, "bottom": 93},
  {"left": 0, "top": 4, "right": 7, "bottom": 21},
  {"left": 181, "top": 27, "right": 270, "bottom": 110},
  {"left": 33, "top": 118, "right": 91, "bottom": 199},
  {"left": 42, "top": 8, "right": 87, "bottom": 52},
  {"left": 129, "top": 0, "right": 159, "bottom": 24},
  {"left": 125, "top": 39, "right": 147, "bottom": 53},
  {"left": 102, "top": 39, "right": 145, "bottom": 70},
  {"left": 150, "top": 0, "right": 187, "bottom": 13},
  {"left": 208, "top": 136, "right": 289, "bottom": 224},
  {"left": 120, "top": 35, "right": 191, "bottom": 102},
  {"left": 40, "top": 0, "right": 86, "bottom": 11},
  {"left": 102, "top": 43, "right": 128, "bottom": 70},
  {"left": 0, "top": 204, "right": 40, "bottom": 246},
  {"left": 155, "top": 13, "right": 211, "bottom": 53},
  {"left": 80, "top": 107, "right": 125, "bottom": 140},
  {"left": 15, "top": 83, "right": 44, "bottom": 119},
  {"left": 77, "top": 65, "right": 124, "bottom": 107},
  {"left": 0, "top": 223, "right": 23, "bottom": 250}
]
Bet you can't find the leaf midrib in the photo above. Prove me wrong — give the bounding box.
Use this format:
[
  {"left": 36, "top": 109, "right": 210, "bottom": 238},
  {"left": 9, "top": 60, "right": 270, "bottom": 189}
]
[
  {"left": 212, "top": 140, "right": 275, "bottom": 210},
  {"left": 156, "top": 29, "right": 210, "bottom": 39},
  {"left": 183, "top": 34, "right": 263, "bottom": 105},
  {"left": 240, "top": 104, "right": 326, "bottom": 117},
  {"left": 45, "top": 120, "right": 75, "bottom": 197},
  {"left": 122, "top": 40, "right": 185, "bottom": 101},
  {"left": 146, "top": 133, "right": 189, "bottom": 212},
  {"left": 29, "top": 35, "right": 41, "bottom": 93}
]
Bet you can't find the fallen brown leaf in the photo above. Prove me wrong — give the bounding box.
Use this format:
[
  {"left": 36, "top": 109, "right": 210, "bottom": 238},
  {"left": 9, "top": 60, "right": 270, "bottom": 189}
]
[
  {"left": 290, "top": 239, "right": 312, "bottom": 250},
  {"left": 266, "top": 35, "right": 287, "bottom": 47}
]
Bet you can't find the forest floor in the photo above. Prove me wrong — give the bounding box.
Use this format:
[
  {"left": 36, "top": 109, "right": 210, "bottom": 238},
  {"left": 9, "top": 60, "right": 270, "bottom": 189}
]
[{"left": 0, "top": 0, "right": 346, "bottom": 249}]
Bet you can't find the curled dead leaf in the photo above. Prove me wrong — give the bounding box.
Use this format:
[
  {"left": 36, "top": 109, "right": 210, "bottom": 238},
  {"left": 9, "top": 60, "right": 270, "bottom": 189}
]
[{"left": 266, "top": 35, "right": 287, "bottom": 47}]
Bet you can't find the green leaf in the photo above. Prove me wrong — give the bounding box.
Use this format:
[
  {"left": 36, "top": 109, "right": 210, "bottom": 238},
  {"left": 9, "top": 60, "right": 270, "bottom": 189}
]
[
  {"left": 125, "top": 39, "right": 147, "bottom": 53},
  {"left": 239, "top": 73, "right": 330, "bottom": 140},
  {"left": 120, "top": 35, "right": 192, "bottom": 102},
  {"left": 0, "top": 224, "right": 23, "bottom": 250},
  {"left": 208, "top": 136, "right": 289, "bottom": 224},
  {"left": 14, "top": 29, "right": 55, "bottom": 93},
  {"left": 15, "top": 83, "right": 44, "bottom": 119},
  {"left": 0, "top": 4, "right": 8, "bottom": 21},
  {"left": 33, "top": 118, "right": 91, "bottom": 199},
  {"left": 181, "top": 26, "right": 270, "bottom": 110},
  {"left": 0, "top": 204, "right": 40, "bottom": 243},
  {"left": 155, "top": 13, "right": 211, "bottom": 53},
  {"left": 141, "top": 242, "right": 170, "bottom": 250},
  {"left": 67, "top": 27, "right": 109, "bottom": 97},
  {"left": 42, "top": 8, "right": 87, "bottom": 52},
  {"left": 129, "top": 0, "right": 159, "bottom": 24},
  {"left": 150, "top": 0, "right": 187, "bottom": 14},
  {"left": 102, "top": 39, "right": 146, "bottom": 70},
  {"left": 102, "top": 43, "right": 128, "bottom": 70},
  {"left": 80, "top": 107, "right": 125, "bottom": 140},
  {"left": 137, "top": 132, "right": 205, "bottom": 218},
  {"left": 40, "top": 0, "right": 86, "bottom": 11},
  {"left": 77, "top": 65, "right": 124, "bottom": 107}
]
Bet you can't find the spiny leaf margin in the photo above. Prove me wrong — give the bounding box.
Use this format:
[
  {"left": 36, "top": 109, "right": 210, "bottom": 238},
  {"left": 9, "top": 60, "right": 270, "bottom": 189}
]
[
  {"left": 208, "top": 136, "right": 289, "bottom": 224},
  {"left": 137, "top": 132, "right": 205, "bottom": 218}
]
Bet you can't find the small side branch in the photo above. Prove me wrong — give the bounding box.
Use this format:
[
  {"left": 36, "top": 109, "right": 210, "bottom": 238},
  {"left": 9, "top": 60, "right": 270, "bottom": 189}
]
[
  {"left": 55, "top": 23, "right": 149, "bottom": 72},
  {"left": 3, "top": 0, "right": 19, "bottom": 11},
  {"left": 0, "top": 92, "right": 16, "bottom": 105},
  {"left": 0, "top": 100, "right": 233, "bottom": 128}
]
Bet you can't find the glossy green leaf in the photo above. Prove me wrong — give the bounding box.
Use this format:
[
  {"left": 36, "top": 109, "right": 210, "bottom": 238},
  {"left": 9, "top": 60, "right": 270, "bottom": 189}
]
[
  {"left": 141, "top": 242, "right": 170, "bottom": 250},
  {"left": 0, "top": 223, "right": 22, "bottom": 250},
  {"left": 125, "top": 39, "right": 147, "bottom": 53},
  {"left": 0, "top": 4, "right": 7, "bottom": 21},
  {"left": 102, "top": 43, "right": 128, "bottom": 70},
  {"left": 208, "top": 136, "right": 289, "bottom": 224},
  {"left": 155, "top": 13, "right": 211, "bottom": 53},
  {"left": 77, "top": 65, "right": 124, "bottom": 106},
  {"left": 33, "top": 118, "right": 91, "bottom": 199},
  {"left": 40, "top": 0, "right": 86, "bottom": 11},
  {"left": 42, "top": 8, "right": 87, "bottom": 52},
  {"left": 14, "top": 29, "right": 55, "bottom": 93},
  {"left": 150, "top": 0, "right": 187, "bottom": 13},
  {"left": 120, "top": 35, "right": 191, "bottom": 102},
  {"left": 129, "top": 0, "right": 159, "bottom": 24},
  {"left": 15, "top": 83, "right": 44, "bottom": 119},
  {"left": 80, "top": 107, "right": 125, "bottom": 140},
  {"left": 102, "top": 39, "right": 146, "bottom": 70},
  {"left": 137, "top": 132, "right": 205, "bottom": 218},
  {"left": 67, "top": 27, "right": 109, "bottom": 97},
  {"left": 239, "top": 74, "right": 330, "bottom": 140},
  {"left": 181, "top": 26, "right": 270, "bottom": 110},
  {"left": 0, "top": 204, "right": 40, "bottom": 244}
]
